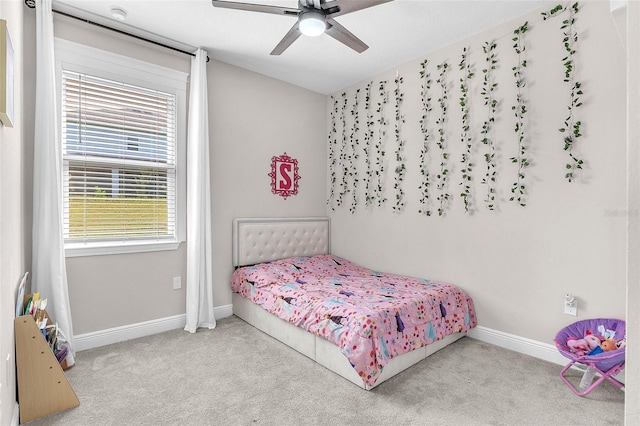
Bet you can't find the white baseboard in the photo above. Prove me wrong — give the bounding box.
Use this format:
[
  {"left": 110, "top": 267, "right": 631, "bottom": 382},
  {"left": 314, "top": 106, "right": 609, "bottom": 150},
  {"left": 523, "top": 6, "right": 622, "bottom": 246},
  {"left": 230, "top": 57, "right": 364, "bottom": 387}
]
[
  {"left": 467, "top": 325, "right": 625, "bottom": 384},
  {"left": 72, "top": 313, "right": 625, "bottom": 384},
  {"left": 74, "top": 304, "right": 233, "bottom": 351},
  {"left": 467, "top": 326, "right": 568, "bottom": 366},
  {"left": 11, "top": 402, "right": 19, "bottom": 426}
]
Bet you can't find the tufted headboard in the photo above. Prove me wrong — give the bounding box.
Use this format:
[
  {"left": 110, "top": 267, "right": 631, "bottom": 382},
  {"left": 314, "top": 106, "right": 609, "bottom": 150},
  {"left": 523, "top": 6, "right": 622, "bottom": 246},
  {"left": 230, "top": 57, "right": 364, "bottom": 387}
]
[{"left": 232, "top": 217, "right": 330, "bottom": 267}]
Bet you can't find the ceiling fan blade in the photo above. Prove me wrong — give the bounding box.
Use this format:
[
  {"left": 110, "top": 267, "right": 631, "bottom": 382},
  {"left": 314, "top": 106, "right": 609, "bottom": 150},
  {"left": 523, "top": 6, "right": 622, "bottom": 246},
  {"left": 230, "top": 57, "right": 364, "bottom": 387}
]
[
  {"left": 325, "top": 18, "right": 368, "bottom": 53},
  {"left": 270, "top": 22, "right": 303, "bottom": 55},
  {"left": 322, "top": 0, "right": 393, "bottom": 18},
  {"left": 212, "top": 0, "right": 300, "bottom": 16},
  {"left": 298, "top": 0, "right": 318, "bottom": 8}
]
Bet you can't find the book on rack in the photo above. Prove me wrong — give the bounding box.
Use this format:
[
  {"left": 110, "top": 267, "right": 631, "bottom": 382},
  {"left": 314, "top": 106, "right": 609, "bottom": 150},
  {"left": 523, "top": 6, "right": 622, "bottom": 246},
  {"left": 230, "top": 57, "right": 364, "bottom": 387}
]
[
  {"left": 19, "top": 288, "right": 72, "bottom": 370},
  {"left": 15, "top": 271, "right": 27, "bottom": 317}
]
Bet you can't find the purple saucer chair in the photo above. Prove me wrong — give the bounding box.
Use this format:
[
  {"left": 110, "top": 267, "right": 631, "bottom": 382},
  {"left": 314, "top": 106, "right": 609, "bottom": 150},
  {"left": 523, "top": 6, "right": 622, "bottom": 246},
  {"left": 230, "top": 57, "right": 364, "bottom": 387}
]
[{"left": 554, "top": 318, "right": 626, "bottom": 397}]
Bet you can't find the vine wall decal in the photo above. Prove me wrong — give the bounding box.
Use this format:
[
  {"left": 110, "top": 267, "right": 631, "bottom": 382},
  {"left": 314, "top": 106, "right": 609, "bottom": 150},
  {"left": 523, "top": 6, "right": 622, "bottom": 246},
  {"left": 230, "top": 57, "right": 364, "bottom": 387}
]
[
  {"left": 327, "top": 95, "right": 338, "bottom": 210},
  {"left": 325, "top": 1, "right": 588, "bottom": 215},
  {"left": 418, "top": 59, "right": 433, "bottom": 216},
  {"left": 542, "top": 3, "right": 583, "bottom": 182},
  {"left": 374, "top": 80, "right": 389, "bottom": 208},
  {"left": 435, "top": 61, "right": 450, "bottom": 217},
  {"left": 480, "top": 40, "right": 498, "bottom": 211},
  {"left": 458, "top": 47, "right": 475, "bottom": 213},
  {"left": 349, "top": 89, "right": 360, "bottom": 213},
  {"left": 363, "top": 82, "right": 375, "bottom": 207},
  {"left": 563, "top": 3, "right": 585, "bottom": 183},
  {"left": 510, "top": 21, "right": 530, "bottom": 206},
  {"left": 337, "top": 92, "right": 349, "bottom": 206},
  {"left": 393, "top": 74, "right": 406, "bottom": 213}
]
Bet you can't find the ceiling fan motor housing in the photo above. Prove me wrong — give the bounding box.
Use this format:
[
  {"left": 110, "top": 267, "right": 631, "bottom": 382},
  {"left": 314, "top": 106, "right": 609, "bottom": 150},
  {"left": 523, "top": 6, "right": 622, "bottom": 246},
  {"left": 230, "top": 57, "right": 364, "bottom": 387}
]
[{"left": 299, "top": 9, "right": 327, "bottom": 36}]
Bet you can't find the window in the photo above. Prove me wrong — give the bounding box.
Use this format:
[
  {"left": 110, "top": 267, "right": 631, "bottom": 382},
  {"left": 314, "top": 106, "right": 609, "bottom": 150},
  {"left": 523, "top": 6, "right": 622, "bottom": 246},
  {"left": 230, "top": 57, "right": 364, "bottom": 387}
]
[{"left": 56, "top": 39, "right": 187, "bottom": 256}]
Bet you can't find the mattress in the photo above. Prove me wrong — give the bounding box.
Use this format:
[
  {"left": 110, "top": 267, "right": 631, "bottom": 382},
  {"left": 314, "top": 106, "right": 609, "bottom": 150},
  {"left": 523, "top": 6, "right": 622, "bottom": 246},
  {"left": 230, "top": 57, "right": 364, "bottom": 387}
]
[{"left": 231, "top": 254, "right": 477, "bottom": 387}]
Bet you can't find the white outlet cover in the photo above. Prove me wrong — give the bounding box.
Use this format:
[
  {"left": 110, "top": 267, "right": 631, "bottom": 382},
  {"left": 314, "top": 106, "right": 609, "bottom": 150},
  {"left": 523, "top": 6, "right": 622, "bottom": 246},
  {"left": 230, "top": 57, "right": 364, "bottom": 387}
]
[
  {"left": 564, "top": 303, "right": 577, "bottom": 316},
  {"left": 173, "top": 276, "right": 182, "bottom": 289}
]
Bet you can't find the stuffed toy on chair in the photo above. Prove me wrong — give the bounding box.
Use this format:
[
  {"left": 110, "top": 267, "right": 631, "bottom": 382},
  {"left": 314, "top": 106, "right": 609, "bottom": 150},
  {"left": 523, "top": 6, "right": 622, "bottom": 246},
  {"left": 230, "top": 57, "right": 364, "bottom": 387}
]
[
  {"left": 566, "top": 337, "right": 591, "bottom": 356},
  {"left": 567, "top": 333, "right": 601, "bottom": 356},
  {"left": 584, "top": 334, "right": 601, "bottom": 350},
  {"left": 600, "top": 339, "right": 618, "bottom": 352}
]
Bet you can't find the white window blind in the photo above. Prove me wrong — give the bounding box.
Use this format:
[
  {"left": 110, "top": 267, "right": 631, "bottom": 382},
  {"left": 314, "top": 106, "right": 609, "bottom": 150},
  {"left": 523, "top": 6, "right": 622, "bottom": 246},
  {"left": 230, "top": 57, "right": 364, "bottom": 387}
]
[{"left": 62, "top": 70, "right": 178, "bottom": 243}]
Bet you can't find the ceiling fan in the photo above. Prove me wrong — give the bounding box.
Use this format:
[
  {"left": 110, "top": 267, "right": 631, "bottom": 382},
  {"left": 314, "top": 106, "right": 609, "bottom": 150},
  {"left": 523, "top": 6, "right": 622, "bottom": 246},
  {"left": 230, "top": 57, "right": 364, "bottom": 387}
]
[{"left": 211, "top": 0, "right": 393, "bottom": 55}]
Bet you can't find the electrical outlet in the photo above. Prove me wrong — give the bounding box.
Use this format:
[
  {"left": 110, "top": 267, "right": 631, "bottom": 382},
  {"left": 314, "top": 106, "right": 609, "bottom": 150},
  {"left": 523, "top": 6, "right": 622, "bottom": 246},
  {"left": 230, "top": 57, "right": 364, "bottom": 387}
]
[
  {"left": 564, "top": 294, "right": 577, "bottom": 316},
  {"left": 173, "top": 276, "right": 182, "bottom": 290},
  {"left": 564, "top": 303, "right": 577, "bottom": 316}
]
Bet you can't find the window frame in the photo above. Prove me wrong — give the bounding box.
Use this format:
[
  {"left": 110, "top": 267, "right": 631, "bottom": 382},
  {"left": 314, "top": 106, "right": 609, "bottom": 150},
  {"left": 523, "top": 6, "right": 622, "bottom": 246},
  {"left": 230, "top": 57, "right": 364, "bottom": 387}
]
[{"left": 55, "top": 39, "right": 188, "bottom": 257}]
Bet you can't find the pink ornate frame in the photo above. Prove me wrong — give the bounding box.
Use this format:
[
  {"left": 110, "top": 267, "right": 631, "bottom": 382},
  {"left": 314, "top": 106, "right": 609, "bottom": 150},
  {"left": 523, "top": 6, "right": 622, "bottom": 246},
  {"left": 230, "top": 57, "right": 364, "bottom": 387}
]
[{"left": 268, "top": 152, "right": 300, "bottom": 199}]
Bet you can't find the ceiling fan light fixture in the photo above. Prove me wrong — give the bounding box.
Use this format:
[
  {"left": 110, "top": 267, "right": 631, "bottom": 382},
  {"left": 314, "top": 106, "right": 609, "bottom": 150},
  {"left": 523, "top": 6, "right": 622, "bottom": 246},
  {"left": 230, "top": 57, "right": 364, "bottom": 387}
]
[{"left": 299, "top": 10, "right": 326, "bottom": 37}]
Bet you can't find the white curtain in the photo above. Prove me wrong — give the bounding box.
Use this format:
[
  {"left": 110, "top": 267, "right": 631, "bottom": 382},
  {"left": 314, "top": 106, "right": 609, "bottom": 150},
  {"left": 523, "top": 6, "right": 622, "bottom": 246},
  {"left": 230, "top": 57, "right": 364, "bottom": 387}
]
[
  {"left": 32, "top": 0, "right": 75, "bottom": 364},
  {"left": 184, "top": 49, "right": 216, "bottom": 333}
]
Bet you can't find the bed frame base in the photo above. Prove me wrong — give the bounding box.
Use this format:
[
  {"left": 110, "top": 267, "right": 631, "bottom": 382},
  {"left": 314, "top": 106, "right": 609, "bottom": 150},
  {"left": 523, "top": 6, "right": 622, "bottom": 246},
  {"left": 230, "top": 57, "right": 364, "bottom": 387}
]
[
  {"left": 231, "top": 217, "right": 465, "bottom": 390},
  {"left": 232, "top": 293, "right": 464, "bottom": 390}
]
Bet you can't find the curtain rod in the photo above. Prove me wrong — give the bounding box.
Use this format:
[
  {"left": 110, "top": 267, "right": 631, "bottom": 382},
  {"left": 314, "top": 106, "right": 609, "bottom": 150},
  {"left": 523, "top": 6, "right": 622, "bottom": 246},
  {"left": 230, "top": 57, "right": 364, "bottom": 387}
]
[{"left": 24, "top": 0, "right": 209, "bottom": 62}]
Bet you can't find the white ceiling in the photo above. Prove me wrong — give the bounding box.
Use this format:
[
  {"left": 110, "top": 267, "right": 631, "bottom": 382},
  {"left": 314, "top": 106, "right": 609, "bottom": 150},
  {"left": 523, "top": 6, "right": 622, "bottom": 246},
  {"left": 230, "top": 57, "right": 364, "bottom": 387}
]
[{"left": 52, "top": 0, "right": 556, "bottom": 94}]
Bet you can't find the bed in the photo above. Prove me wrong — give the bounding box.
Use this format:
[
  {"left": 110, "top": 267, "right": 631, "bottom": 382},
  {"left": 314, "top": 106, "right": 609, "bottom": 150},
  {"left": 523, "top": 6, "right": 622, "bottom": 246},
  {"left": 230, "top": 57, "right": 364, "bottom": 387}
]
[{"left": 231, "top": 217, "right": 477, "bottom": 390}]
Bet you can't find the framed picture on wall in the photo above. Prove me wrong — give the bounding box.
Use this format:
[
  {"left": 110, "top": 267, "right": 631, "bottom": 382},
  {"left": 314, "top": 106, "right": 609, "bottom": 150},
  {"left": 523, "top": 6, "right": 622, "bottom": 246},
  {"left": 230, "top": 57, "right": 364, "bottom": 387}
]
[
  {"left": 268, "top": 152, "right": 300, "bottom": 199},
  {"left": 1, "top": 19, "right": 15, "bottom": 128}
]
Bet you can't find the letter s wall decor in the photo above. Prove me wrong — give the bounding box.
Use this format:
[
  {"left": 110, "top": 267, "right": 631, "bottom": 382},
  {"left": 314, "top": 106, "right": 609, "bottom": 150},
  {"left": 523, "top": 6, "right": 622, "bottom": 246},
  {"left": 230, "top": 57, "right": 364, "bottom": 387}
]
[{"left": 268, "top": 152, "right": 300, "bottom": 199}]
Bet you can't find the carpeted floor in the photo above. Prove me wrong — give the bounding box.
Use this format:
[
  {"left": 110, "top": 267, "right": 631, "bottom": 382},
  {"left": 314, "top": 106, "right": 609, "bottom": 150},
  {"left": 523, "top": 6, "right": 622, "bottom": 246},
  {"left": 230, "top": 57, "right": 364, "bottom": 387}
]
[{"left": 25, "top": 315, "right": 624, "bottom": 425}]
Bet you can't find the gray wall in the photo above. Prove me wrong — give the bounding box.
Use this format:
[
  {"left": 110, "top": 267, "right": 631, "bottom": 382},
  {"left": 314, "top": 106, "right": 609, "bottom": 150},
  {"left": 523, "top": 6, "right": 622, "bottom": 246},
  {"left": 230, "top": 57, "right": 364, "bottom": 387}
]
[
  {"left": 0, "top": 1, "right": 29, "bottom": 424},
  {"left": 327, "top": 1, "right": 627, "bottom": 343},
  {"left": 3, "top": 1, "right": 639, "bottom": 423},
  {"left": 625, "top": 1, "right": 640, "bottom": 422},
  {"left": 53, "top": 15, "right": 328, "bottom": 334}
]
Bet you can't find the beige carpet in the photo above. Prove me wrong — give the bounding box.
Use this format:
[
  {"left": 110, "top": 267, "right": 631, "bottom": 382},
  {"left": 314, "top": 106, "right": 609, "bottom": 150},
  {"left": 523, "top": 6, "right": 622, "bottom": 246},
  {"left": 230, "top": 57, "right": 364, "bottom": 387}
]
[{"left": 25, "top": 315, "right": 624, "bottom": 425}]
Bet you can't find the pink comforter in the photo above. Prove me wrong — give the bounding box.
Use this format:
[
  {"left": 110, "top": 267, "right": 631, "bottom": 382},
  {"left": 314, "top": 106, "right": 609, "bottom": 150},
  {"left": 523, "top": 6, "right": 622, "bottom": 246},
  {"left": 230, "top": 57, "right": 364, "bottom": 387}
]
[{"left": 231, "top": 254, "right": 477, "bottom": 387}]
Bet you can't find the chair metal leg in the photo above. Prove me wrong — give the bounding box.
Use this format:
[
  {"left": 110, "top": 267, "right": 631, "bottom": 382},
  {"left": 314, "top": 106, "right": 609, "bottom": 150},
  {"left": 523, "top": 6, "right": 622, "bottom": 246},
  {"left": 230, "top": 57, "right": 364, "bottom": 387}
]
[{"left": 559, "top": 360, "right": 625, "bottom": 397}]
